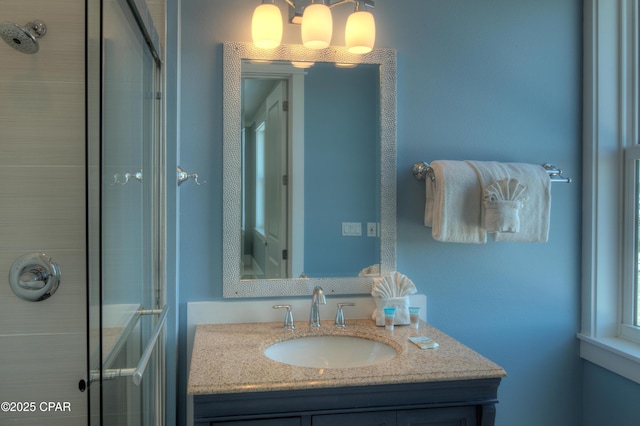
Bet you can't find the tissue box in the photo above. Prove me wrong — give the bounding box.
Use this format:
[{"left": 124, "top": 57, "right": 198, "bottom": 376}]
[{"left": 372, "top": 296, "right": 410, "bottom": 326}]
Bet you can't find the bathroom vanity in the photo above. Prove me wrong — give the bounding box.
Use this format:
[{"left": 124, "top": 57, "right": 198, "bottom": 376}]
[{"left": 188, "top": 320, "right": 506, "bottom": 425}]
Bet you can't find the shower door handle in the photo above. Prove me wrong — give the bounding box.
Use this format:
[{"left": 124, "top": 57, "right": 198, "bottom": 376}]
[{"left": 79, "top": 305, "right": 169, "bottom": 391}]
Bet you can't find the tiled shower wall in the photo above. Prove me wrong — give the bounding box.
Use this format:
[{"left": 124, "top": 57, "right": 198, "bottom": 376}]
[{"left": 0, "top": 0, "right": 87, "bottom": 424}]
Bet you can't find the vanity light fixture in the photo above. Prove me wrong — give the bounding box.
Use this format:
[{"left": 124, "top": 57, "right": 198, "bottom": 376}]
[
  {"left": 251, "top": 0, "right": 375, "bottom": 52},
  {"left": 252, "top": 0, "right": 283, "bottom": 49},
  {"left": 345, "top": 1, "right": 375, "bottom": 54},
  {"left": 301, "top": 0, "right": 332, "bottom": 49}
]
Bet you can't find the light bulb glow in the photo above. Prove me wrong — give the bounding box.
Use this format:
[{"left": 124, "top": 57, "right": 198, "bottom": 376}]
[
  {"left": 252, "top": 3, "right": 283, "bottom": 49},
  {"left": 291, "top": 61, "right": 315, "bottom": 69},
  {"left": 345, "top": 10, "right": 375, "bottom": 54},
  {"left": 301, "top": 3, "right": 332, "bottom": 49}
]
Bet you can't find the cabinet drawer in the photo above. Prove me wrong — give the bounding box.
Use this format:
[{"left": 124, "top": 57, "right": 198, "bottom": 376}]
[
  {"left": 213, "top": 418, "right": 301, "bottom": 426},
  {"left": 397, "top": 406, "right": 478, "bottom": 426},
  {"left": 312, "top": 411, "right": 396, "bottom": 426}
]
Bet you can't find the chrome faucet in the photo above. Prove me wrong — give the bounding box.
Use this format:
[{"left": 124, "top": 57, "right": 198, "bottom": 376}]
[{"left": 309, "top": 286, "right": 326, "bottom": 328}]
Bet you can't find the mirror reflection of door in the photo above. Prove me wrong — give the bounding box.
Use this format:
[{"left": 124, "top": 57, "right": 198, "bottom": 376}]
[
  {"left": 264, "top": 82, "right": 288, "bottom": 278},
  {"left": 242, "top": 78, "right": 290, "bottom": 279}
]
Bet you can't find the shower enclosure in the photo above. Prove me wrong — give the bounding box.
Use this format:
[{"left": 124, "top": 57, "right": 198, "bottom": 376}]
[
  {"left": 0, "top": 0, "right": 165, "bottom": 423},
  {"left": 86, "top": 0, "right": 167, "bottom": 424}
]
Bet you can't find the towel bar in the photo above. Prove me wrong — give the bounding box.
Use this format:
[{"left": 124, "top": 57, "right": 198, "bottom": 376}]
[
  {"left": 411, "top": 162, "right": 572, "bottom": 183},
  {"left": 79, "top": 305, "right": 169, "bottom": 391}
]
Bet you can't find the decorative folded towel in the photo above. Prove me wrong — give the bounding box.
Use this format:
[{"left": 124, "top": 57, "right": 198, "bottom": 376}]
[
  {"left": 371, "top": 272, "right": 417, "bottom": 326},
  {"left": 482, "top": 178, "right": 527, "bottom": 233},
  {"left": 424, "top": 160, "right": 486, "bottom": 243},
  {"left": 359, "top": 264, "right": 380, "bottom": 277},
  {"left": 373, "top": 297, "right": 410, "bottom": 326},
  {"left": 466, "top": 161, "right": 551, "bottom": 242},
  {"left": 484, "top": 199, "right": 523, "bottom": 233}
]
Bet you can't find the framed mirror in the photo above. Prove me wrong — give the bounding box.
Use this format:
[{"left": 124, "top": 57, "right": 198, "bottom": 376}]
[{"left": 222, "top": 41, "right": 396, "bottom": 298}]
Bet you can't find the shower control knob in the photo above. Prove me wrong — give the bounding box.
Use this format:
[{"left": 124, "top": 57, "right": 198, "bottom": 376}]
[{"left": 8, "top": 252, "right": 61, "bottom": 302}]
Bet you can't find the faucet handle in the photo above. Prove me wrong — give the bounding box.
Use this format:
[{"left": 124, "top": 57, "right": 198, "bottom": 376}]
[
  {"left": 273, "top": 305, "right": 295, "bottom": 330},
  {"left": 335, "top": 302, "right": 355, "bottom": 328}
]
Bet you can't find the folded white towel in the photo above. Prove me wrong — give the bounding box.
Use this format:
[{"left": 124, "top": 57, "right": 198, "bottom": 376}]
[
  {"left": 371, "top": 271, "right": 417, "bottom": 298},
  {"left": 466, "top": 161, "right": 551, "bottom": 242},
  {"left": 482, "top": 178, "right": 527, "bottom": 233},
  {"left": 424, "top": 160, "right": 486, "bottom": 243},
  {"left": 358, "top": 264, "right": 380, "bottom": 277},
  {"left": 484, "top": 199, "right": 523, "bottom": 233},
  {"left": 371, "top": 272, "right": 417, "bottom": 326},
  {"left": 372, "top": 297, "right": 410, "bottom": 326}
]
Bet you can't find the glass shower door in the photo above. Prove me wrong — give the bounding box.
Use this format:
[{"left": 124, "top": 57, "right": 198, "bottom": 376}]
[{"left": 86, "top": 0, "right": 165, "bottom": 424}]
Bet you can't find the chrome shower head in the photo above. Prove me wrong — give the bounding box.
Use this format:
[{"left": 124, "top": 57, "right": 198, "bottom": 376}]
[{"left": 0, "top": 20, "right": 47, "bottom": 54}]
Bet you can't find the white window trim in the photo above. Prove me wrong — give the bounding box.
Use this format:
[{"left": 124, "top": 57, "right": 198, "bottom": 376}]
[{"left": 579, "top": 0, "right": 640, "bottom": 384}]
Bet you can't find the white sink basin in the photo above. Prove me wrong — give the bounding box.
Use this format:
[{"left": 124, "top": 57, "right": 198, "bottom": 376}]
[{"left": 263, "top": 335, "right": 397, "bottom": 369}]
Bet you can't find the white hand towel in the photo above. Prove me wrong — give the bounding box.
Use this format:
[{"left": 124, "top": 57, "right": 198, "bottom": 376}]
[
  {"left": 466, "top": 161, "right": 551, "bottom": 242},
  {"left": 424, "top": 160, "right": 486, "bottom": 243}
]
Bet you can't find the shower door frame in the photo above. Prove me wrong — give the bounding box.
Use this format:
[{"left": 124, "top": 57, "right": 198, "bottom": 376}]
[{"left": 85, "top": 0, "right": 166, "bottom": 423}]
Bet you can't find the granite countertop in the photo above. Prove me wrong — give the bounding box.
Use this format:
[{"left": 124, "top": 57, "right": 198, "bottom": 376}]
[{"left": 188, "top": 319, "right": 506, "bottom": 395}]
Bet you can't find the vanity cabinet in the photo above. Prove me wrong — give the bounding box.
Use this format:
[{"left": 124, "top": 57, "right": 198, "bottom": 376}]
[
  {"left": 189, "top": 321, "right": 506, "bottom": 426},
  {"left": 193, "top": 379, "right": 500, "bottom": 426}
]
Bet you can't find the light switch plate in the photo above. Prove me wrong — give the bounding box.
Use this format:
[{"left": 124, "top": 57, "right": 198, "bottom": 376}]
[{"left": 342, "top": 222, "right": 362, "bottom": 236}]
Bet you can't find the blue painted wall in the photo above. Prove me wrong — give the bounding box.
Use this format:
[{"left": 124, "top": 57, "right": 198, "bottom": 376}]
[
  {"left": 304, "top": 63, "right": 380, "bottom": 276},
  {"left": 583, "top": 361, "right": 640, "bottom": 425},
  {"left": 173, "top": 0, "right": 640, "bottom": 424}
]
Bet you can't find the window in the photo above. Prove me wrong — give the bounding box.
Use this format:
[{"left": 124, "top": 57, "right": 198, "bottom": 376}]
[
  {"left": 579, "top": 0, "right": 640, "bottom": 384},
  {"left": 635, "top": 152, "right": 640, "bottom": 328},
  {"left": 622, "top": 145, "right": 640, "bottom": 340}
]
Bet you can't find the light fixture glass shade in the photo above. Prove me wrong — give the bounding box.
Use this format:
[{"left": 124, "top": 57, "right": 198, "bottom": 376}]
[
  {"left": 301, "top": 3, "right": 332, "bottom": 49},
  {"left": 345, "top": 10, "right": 375, "bottom": 54},
  {"left": 252, "top": 3, "right": 283, "bottom": 49}
]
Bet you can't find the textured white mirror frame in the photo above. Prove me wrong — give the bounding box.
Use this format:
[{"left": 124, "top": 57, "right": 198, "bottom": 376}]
[{"left": 222, "top": 41, "right": 396, "bottom": 298}]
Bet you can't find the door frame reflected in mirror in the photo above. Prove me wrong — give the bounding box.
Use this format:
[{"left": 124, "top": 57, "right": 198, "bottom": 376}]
[
  {"left": 222, "top": 41, "right": 397, "bottom": 298},
  {"left": 241, "top": 64, "right": 305, "bottom": 280}
]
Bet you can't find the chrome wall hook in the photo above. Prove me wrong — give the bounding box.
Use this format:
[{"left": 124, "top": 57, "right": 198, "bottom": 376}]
[
  {"left": 112, "top": 170, "right": 143, "bottom": 186},
  {"left": 177, "top": 166, "right": 206, "bottom": 186}
]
